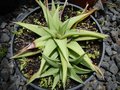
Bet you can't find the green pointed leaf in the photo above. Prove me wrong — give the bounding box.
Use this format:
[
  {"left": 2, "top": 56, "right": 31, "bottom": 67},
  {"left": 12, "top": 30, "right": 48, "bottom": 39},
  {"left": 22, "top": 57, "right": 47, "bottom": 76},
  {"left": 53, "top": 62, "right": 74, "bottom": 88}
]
[
  {"left": 60, "top": 19, "right": 70, "bottom": 35},
  {"left": 62, "top": 30, "right": 108, "bottom": 39},
  {"left": 63, "top": 8, "right": 97, "bottom": 29},
  {"left": 68, "top": 69, "right": 83, "bottom": 83},
  {"left": 11, "top": 50, "right": 41, "bottom": 59},
  {"left": 69, "top": 49, "right": 79, "bottom": 59},
  {"left": 67, "top": 41, "right": 96, "bottom": 71},
  {"left": 74, "top": 36, "right": 98, "bottom": 41},
  {"left": 60, "top": 0, "right": 68, "bottom": 19},
  {"left": 73, "top": 65, "right": 92, "bottom": 74},
  {"left": 38, "top": 39, "right": 57, "bottom": 75},
  {"left": 54, "top": 39, "right": 72, "bottom": 68},
  {"left": 69, "top": 53, "right": 86, "bottom": 65},
  {"left": 27, "top": 72, "right": 40, "bottom": 85},
  {"left": 53, "top": 5, "right": 62, "bottom": 31},
  {"left": 35, "top": 0, "right": 57, "bottom": 33},
  {"left": 28, "top": 39, "right": 57, "bottom": 84},
  {"left": 51, "top": 0, "right": 56, "bottom": 15},
  {"left": 42, "top": 63, "right": 49, "bottom": 73},
  {"left": 35, "top": 0, "right": 51, "bottom": 24},
  {"left": 52, "top": 74, "right": 60, "bottom": 90},
  {"left": 15, "top": 22, "right": 49, "bottom": 36},
  {"left": 34, "top": 35, "right": 51, "bottom": 48},
  {"left": 60, "top": 68, "right": 63, "bottom": 80},
  {"left": 59, "top": 50, "right": 68, "bottom": 89},
  {"left": 42, "top": 54, "right": 60, "bottom": 67},
  {"left": 50, "top": 51, "right": 59, "bottom": 59},
  {"left": 43, "top": 54, "right": 59, "bottom": 62},
  {"left": 72, "top": 4, "right": 89, "bottom": 28},
  {"left": 40, "top": 68, "right": 59, "bottom": 78}
]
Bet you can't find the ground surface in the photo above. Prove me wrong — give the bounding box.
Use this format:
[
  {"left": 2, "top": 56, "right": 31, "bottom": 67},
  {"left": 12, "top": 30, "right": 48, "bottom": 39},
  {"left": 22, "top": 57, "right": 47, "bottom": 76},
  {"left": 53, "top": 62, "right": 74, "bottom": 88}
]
[{"left": 0, "top": 0, "right": 120, "bottom": 90}]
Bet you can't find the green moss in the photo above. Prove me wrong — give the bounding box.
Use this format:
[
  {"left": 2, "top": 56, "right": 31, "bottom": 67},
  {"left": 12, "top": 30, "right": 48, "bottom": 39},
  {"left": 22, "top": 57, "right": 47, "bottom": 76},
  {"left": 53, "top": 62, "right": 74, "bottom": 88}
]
[
  {"left": 0, "top": 46, "right": 7, "bottom": 58},
  {"left": 12, "top": 28, "right": 24, "bottom": 36},
  {"left": 33, "top": 18, "right": 41, "bottom": 25}
]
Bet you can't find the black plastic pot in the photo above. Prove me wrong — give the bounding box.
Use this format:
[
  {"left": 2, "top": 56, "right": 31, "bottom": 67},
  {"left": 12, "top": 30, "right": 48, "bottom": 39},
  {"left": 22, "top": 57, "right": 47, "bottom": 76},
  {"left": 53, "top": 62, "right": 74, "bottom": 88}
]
[{"left": 10, "top": 2, "right": 105, "bottom": 90}]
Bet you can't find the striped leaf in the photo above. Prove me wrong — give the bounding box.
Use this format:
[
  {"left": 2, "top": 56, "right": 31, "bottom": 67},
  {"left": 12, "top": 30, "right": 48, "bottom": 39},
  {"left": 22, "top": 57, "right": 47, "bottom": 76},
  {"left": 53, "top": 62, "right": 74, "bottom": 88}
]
[
  {"left": 15, "top": 22, "right": 49, "bottom": 36},
  {"left": 68, "top": 69, "right": 83, "bottom": 83},
  {"left": 54, "top": 39, "right": 72, "bottom": 68}
]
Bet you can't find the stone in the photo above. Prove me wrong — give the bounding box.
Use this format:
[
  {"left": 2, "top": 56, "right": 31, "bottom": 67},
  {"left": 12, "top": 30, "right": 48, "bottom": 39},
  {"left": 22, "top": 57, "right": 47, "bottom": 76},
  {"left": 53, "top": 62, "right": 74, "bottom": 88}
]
[
  {"left": 19, "top": 86, "right": 23, "bottom": 90},
  {"left": 112, "top": 15, "right": 117, "bottom": 21},
  {"left": 106, "top": 77, "right": 112, "bottom": 82},
  {"left": 115, "top": 54, "right": 120, "bottom": 63},
  {"left": 107, "top": 81, "right": 117, "bottom": 90},
  {"left": 104, "top": 55, "right": 110, "bottom": 62},
  {"left": 82, "top": 83, "right": 91, "bottom": 90},
  {"left": 116, "top": 39, "right": 120, "bottom": 46},
  {"left": 110, "top": 31, "right": 118, "bottom": 42},
  {"left": 106, "top": 11, "right": 114, "bottom": 17},
  {"left": 1, "top": 82, "right": 9, "bottom": 90},
  {"left": 108, "top": 60, "right": 114, "bottom": 65},
  {"left": 104, "top": 21, "right": 111, "bottom": 27},
  {"left": 6, "top": 46, "right": 12, "bottom": 58},
  {"left": 0, "top": 33, "right": 10, "bottom": 43},
  {"left": 101, "top": 61, "right": 109, "bottom": 70},
  {"left": 7, "top": 84, "right": 17, "bottom": 90},
  {"left": 105, "top": 15, "right": 111, "bottom": 22},
  {"left": 0, "top": 22, "right": 7, "bottom": 28},
  {"left": 112, "top": 44, "right": 120, "bottom": 53},
  {"left": 106, "top": 81, "right": 113, "bottom": 90},
  {"left": 112, "top": 75, "right": 116, "bottom": 82},
  {"left": 116, "top": 72, "right": 120, "bottom": 82},
  {"left": 105, "top": 45, "right": 112, "bottom": 56},
  {"left": 111, "top": 21, "right": 117, "bottom": 27},
  {"left": 91, "top": 80, "right": 98, "bottom": 90},
  {"left": 111, "top": 43, "right": 120, "bottom": 51},
  {"left": 114, "top": 54, "right": 120, "bottom": 69},
  {"left": 109, "top": 7, "right": 119, "bottom": 15},
  {"left": 22, "top": 85, "right": 27, "bottom": 90},
  {"left": 0, "top": 68, "right": 10, "bottom": 81},
  {"left": 116, "top": 62, "right": 120, "bottom": 69},
  {"left": 96, "top": 84, "right": 106, "bottom": 90},
  {"left": 102, "top": 26, "right": 110, "bottom": 33},
  {"left": 105, "top": 37, "right": 113, "bottom": 45},
  {"left": 104, "top": 71, "right": 112, "bottom": 77},
  {"left": 0, "top": 58, "right": 9, "bottom": 68},
  {"left": 112, "top": 51, "right": 117, "bottom": 55},
  {"left": 110, "top": 63, "right": 118, "bottom": 75}
]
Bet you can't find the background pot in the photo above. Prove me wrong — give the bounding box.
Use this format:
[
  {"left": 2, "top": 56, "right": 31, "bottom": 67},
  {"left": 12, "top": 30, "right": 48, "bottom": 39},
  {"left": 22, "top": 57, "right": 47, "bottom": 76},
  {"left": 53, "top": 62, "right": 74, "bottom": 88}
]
[
  {"left": 60, "top": 0, "right": 98, "bottom": 8},
  {"left": 11, "top": 2, "right": 105, "bottom": 90},
  {"left": 60, "top": 0, "right": 107, "bottom": 8}
]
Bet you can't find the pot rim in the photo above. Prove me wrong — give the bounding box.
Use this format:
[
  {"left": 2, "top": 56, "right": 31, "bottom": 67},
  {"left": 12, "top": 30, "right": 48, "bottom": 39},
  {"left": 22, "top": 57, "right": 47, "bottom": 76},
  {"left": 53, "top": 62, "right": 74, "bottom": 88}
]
[{"left": 10, "top": 2, "right": 105, "bottom": 90}]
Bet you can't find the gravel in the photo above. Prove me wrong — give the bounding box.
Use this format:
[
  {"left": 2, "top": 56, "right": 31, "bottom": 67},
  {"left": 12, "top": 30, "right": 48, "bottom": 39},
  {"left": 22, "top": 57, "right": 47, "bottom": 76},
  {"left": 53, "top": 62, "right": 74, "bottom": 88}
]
[
  {"left": 109, "top": 63, "right": 118, "bottom": 74},
  {"left": 106, "top": 45, "right": 113, "bottom": 56},
  {"left": 101, "top": 61, "right": 110, "bottom": 70},
  {"left": 0, "top": 33, "right": 10, "bottom": 43},
  {"left": 0, "top": 0, "right": 120, "bottom": 90},
  {"left": 0, "top": 22, "right": 7, "bottom": 29}
]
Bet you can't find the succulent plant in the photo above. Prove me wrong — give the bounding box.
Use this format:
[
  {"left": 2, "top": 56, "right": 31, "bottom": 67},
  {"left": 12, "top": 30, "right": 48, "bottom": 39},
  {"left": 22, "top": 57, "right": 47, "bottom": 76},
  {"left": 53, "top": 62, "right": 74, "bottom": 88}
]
[{"left": 11, "top": 0, "right": 108, "bottom": 89}]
